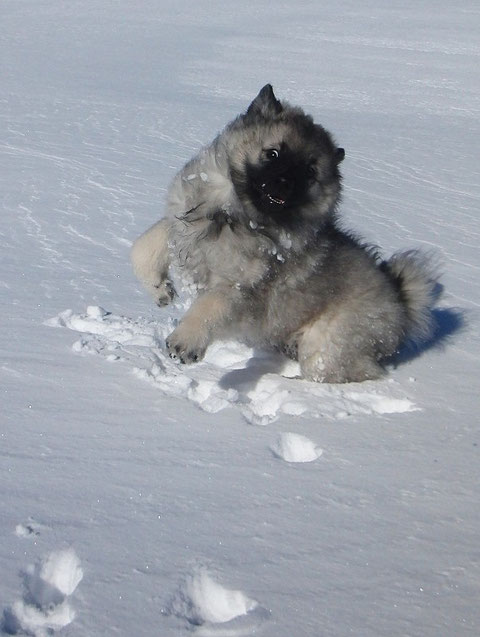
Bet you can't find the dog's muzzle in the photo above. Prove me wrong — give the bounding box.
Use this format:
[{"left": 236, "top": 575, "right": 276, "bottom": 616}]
[{"left": 259, "top": 174, "right": 294, "bottom": 209}]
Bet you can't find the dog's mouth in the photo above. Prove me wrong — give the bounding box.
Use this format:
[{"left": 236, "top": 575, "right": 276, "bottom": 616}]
[
  {"left": 263, "top": 188, "right": 287, "bottom": 207},
  {"left": 259, "top": 182, "right": 290, "bottom": 209}
]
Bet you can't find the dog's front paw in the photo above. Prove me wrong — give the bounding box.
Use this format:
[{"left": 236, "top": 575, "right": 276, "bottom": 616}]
[
  {"left": 154, "top": 279, "right": 176, "bottom": 307},
  {"left": 166, "top": 327, "right": 207, "bottom": 364}
]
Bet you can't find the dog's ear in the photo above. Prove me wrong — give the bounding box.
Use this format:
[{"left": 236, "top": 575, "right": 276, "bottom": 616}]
[
  {"left": 335, "top": 148, "right": 345, "bottom": 164},
  {"left": 246, "top": 84, "right": 283, "bottom": 118}
]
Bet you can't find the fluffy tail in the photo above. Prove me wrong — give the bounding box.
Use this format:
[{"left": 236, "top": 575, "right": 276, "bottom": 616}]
[{"left": 384, "top": 250, "right": 440, "bottom": 343}]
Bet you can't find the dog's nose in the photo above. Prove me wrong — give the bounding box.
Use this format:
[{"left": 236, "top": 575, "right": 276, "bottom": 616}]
[
  {"left": 261, "top": 176, "right": 289, "bottom": 190},
  {"left": 272, "top": 174, "right": 294, "bottom": 197}
]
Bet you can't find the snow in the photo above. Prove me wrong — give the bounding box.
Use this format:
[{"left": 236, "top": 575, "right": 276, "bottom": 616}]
[
  {"left": 167, "top": 568, "right": 259, "bottom": 626},
  {"left": 3, "top": 550, "right": 82, "bottom": 636},
  {"left": 44, "top": 305, "right": 420, "bottom": 424},
  {"left": 271, "top": 433, "right": 323, "bottom": 464},
  {"left": 1, "top": 1, "right": 479, "bottom": 636}
]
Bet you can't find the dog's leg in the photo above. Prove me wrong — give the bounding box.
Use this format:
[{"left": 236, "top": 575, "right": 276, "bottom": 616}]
[
  {"left": 296, "top": 308, "right": 385, "bottom": 383},
  {"left": 131, "top": 219, "right": 176, "bottom": 306},
  {"left": 166, "top": 290, "right": 236, "bottom": 363}
]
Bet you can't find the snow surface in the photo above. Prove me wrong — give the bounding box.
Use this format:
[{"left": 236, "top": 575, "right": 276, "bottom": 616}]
[
  {"left": 271, "top": 433, "right": 323, "bottom": 464},
  {"left": 4, "top": 549, "right": 83, "bottom": 637},
  {"left": 1, "top": 1, "right": 479, "bottom": 635}
]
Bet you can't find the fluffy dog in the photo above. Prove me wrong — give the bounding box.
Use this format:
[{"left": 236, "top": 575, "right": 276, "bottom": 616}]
[{"left": 131, "top": 84, "right": 438, "bottom": 382}]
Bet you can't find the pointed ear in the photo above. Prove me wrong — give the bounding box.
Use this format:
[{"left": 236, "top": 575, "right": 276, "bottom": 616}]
[
  {"left": 246, "top": 84, "right": 283, "bottom": 118},
  {"left": 335, "top": 147, "right": 345, "bottom": 164}
]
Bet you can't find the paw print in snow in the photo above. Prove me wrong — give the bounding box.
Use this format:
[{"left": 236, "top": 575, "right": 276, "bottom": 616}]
[{"left": 2, "top": 548, "right": 83, "bottom": 636}]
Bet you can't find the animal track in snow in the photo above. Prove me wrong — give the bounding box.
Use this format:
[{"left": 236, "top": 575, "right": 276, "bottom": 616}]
[
  {"left": 167, "top": 569, "right": 269, "bottom": 634},
  {"left": 46, "top": 306, "right": 419, "bottom": 425},
  {"left": 3, "top": 549, "right": 83, "bottom": 636},
  {"left": 271, "top": 432, "right": 323, "bottom": 463},
  {"left": 15, "top": 518, "right": 47, "bottom": 539}
]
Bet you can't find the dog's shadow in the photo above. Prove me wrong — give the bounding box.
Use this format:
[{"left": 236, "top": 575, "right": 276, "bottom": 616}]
[
  {"left": 387, "top": 282, "right": 465, "bottom": 367},
  {"left": 386, "top": 304, "right": 464, "bottom": 368},
  {"left": 219, "top": 351, "right": 293, "bottom": 394},
  {"left": 219, "top": 304, "right": 465, "bottom": 392}
]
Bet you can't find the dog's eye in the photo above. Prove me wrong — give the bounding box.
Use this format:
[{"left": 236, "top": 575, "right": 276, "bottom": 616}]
[
  {"left": 308, "top": 164, "right": 317, "bottom": 179},
  {"left": 265, "top": 148, "right": 279, "bottom": 160}
]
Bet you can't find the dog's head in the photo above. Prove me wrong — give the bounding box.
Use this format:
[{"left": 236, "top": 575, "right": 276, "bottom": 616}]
[{"left": 226, "top": 85, "right": 345, "bottom": 227}]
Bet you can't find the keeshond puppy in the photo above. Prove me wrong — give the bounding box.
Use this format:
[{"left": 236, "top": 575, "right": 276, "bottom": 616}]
[{"left": 131, "top": 84, "right": 438, "bottom": 383}]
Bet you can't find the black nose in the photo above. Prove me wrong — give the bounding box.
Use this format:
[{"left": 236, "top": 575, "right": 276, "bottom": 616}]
[{"left": 262, "top": 174, "right": 294, "bottom": 199}]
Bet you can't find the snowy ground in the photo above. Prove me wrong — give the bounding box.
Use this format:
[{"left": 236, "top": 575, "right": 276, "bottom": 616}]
[{"left": 1, "top": 1, "right": 479, "bottom": 635}]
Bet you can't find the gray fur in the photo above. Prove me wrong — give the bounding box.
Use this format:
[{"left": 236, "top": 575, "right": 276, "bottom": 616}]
[{"left": 131, "top": 85, "right": 439, "bottom": 382}]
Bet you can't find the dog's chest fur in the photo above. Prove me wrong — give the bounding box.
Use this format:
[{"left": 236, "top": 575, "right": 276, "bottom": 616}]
[{"left": 169, "top": 216, "right": 279, "bottom": 290}]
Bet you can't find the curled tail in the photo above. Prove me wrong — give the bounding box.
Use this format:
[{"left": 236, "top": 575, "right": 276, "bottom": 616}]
[{"left": 384, "top": 250, "right": 440, "bottom": 343}]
